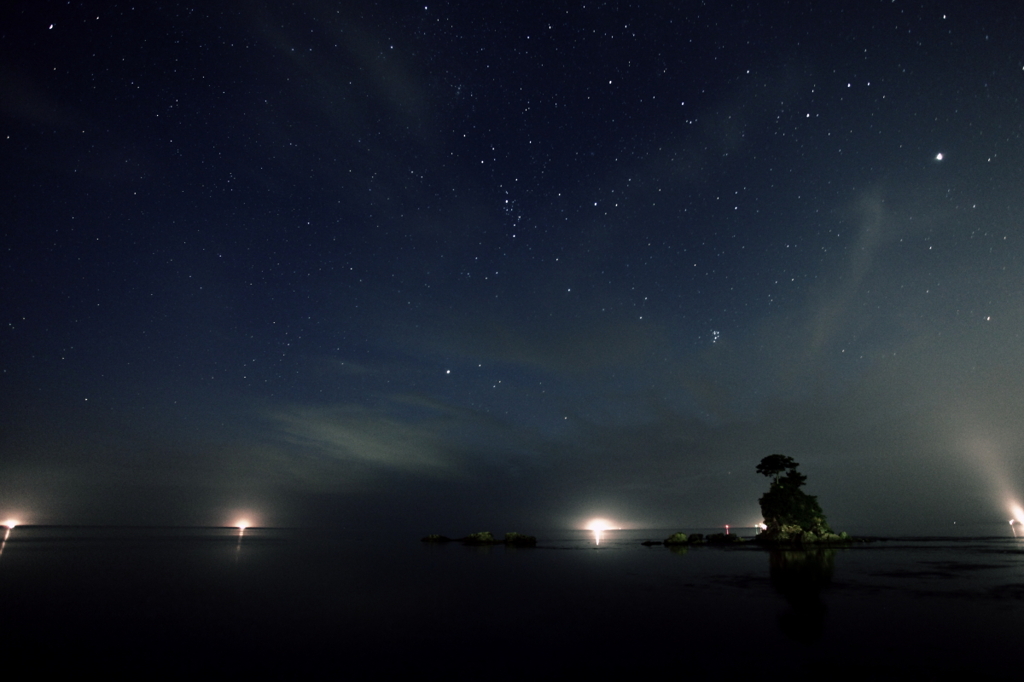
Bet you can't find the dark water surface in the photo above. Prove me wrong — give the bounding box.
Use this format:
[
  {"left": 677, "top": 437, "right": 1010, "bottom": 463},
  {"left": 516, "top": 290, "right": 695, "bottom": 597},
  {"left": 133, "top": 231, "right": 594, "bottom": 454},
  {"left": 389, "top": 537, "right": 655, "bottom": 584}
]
[{"left": 1, "top": 527, "right": 1021, "bottom": 677}]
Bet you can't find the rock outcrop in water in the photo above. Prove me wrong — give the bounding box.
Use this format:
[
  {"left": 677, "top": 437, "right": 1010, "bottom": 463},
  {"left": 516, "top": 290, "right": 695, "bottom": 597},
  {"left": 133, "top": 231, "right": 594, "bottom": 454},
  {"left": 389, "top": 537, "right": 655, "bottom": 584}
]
[
  {"left": 754, "top": 455, "right": 849, "bottom": 545},
  {"left": 502, "top": 532, "right": 538, "bottom": 546},
  {"left": 663, "top": 532, "right": 689, "bottom": 545},
  {"left": 644, "top": 531, "right": 741, "bottom": 547},
  {"left": 420, "top": 531, "right": 537, "bottom": 546}
]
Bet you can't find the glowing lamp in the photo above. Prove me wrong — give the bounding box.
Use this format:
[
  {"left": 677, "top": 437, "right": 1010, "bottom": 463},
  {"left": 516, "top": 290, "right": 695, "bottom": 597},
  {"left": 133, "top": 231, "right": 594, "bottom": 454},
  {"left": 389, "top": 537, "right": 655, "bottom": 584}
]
[{"left": 584, "top": 518, "right": 621, "bottom": 546}]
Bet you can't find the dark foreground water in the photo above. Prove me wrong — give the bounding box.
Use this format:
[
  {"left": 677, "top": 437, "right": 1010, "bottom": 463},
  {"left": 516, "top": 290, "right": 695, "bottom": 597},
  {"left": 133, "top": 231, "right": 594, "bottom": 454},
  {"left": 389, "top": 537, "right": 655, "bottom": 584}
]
[{"left": 1, "top": 526, "right": 1022, "bottom": 678}]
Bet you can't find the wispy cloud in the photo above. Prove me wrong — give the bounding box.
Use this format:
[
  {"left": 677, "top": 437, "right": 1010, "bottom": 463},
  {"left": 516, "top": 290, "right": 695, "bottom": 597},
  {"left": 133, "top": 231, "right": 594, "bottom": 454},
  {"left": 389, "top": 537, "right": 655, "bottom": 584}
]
[{"left": 271, "top": 404, "right": 459, "bottom": 475}]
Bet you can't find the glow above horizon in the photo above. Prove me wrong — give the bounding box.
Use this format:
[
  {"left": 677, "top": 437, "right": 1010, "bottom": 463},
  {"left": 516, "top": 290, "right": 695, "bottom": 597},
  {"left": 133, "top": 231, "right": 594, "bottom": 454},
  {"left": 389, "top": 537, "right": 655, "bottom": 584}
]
[
  {"left": 585, "top": 518, "right": 621, "bottom": 546},
  {"left": 584, "top": 518, "right": 620, "bottom": 532}
]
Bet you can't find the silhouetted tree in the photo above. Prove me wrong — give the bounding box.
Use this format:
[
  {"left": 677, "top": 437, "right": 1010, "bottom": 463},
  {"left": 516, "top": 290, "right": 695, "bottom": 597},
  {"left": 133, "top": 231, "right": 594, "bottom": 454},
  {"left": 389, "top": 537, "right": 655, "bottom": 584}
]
[
  {"left": 756, "top": 455, "right": 831, "bottom": 535},
  {"left": 756, "top": 454, "right": 798, "bottom": 483}
]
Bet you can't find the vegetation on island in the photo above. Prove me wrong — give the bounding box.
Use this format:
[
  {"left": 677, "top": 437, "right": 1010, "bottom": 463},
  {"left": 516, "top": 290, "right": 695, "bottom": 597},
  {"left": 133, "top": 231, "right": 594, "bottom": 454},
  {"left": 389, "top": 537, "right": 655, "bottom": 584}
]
[
  {"left": 755, "top": 454, "right": 848, "bottom": 545},
  {"left": 644, "top": 455, "right": 851, "bottom": 549},
  {"left": 643, "top": 531, "right": 744, "bottom": 547},
  {"left": 502, "top": 532, "right": 537, "bottom": 546},
  {"left": 420, "top": 531, "right": 537, "bottom": 546},
  {"left": 428, "top": 456, "right": 851, "bottom": 552}
]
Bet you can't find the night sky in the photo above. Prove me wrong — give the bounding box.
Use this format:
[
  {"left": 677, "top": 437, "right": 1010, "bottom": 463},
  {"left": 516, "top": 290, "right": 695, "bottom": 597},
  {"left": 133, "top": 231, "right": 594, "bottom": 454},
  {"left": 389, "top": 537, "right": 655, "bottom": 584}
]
[{"left": 2, "top": 2, "right": 1022, "bottom": 534}]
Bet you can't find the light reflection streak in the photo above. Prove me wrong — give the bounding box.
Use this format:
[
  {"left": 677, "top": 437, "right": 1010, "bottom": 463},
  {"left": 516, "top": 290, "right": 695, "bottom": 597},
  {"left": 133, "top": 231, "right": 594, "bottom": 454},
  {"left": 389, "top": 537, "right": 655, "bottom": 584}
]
[
  {"left": 235, "top": 521, "right": 248, "bottom": 556},
  {"left": 0, "top": 521, "right": 17, "bottom": 561},
  {"left": 585, "top": 518, "right": 619, "bottom": 546}
]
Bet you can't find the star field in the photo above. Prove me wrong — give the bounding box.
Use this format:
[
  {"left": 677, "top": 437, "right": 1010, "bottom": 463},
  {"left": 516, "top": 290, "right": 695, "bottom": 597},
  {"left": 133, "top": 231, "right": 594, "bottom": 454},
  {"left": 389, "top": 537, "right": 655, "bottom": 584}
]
[{"left": 2, "top": 1, "right": 1023, "bottom": 533}]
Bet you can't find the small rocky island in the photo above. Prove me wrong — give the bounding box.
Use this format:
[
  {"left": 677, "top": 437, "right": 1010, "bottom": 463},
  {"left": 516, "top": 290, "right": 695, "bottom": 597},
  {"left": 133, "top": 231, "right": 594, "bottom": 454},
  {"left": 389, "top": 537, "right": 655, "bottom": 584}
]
[
  {"left": 421, "top": 531, "right": 537, "bottom": 546},
  {"left": 648, "top": 454, "right": 850, "bottom": 547},
  {"left": 642, "top": 531, "right": 743, "bottom": 546},
  {"left": 753, "top": 454, "right": 849, "bottom": 545}
]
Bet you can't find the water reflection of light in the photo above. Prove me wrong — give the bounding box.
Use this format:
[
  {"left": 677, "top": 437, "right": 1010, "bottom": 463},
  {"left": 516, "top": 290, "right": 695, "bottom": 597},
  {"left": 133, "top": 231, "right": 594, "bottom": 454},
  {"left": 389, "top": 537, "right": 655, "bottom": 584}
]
[
  {"left": 235, "top": 520, "right": 250, "bottom": 557},
  {"left": 585, "top": 518, "right": 620, "bottom": 546},
  {"left": 0, "top": 522, "right": 15, "bottom": 560}
]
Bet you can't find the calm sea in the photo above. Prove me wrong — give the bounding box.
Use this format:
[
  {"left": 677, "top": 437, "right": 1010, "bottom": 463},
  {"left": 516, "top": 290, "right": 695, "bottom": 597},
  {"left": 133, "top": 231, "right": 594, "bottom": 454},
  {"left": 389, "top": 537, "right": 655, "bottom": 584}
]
[{"left": 0, "top": 526, "right": 1021, "bottom": 677}]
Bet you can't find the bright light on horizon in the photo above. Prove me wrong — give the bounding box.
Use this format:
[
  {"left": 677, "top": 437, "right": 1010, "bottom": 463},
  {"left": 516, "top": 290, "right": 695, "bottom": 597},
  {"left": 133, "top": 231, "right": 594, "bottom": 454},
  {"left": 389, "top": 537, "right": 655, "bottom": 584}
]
[
  {"left": 584, "top": 518, "right": 622, "bottom": 546},
  {"left": 2, "top": 519, "right": 17, "bottom": 529},
  {"left": 584, "top": 518, "right": 620, "bottom": 532},
  {"left": 1010, "top": 504, "right": 1024, "bottom": 525},
  {"left": 236, "top": 520, "right": 250, "bottom": 531}
]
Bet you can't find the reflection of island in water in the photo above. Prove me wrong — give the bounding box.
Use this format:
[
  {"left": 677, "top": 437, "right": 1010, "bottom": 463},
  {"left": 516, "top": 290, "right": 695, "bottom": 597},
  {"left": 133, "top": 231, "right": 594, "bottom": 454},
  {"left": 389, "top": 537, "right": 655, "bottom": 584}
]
[{"left": 769, "top": 549, "right": 835, "bottom": 644}]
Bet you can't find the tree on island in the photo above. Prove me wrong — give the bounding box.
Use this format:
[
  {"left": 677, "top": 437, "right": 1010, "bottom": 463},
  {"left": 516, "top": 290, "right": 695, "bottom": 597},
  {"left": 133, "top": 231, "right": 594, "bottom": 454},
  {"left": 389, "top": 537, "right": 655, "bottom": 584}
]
[
  {"left": 756, "top": 454, "right": 840, "bottom": 542},
  {"left": 756, "top": 454, "right": 800, "bottom": 484}
]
